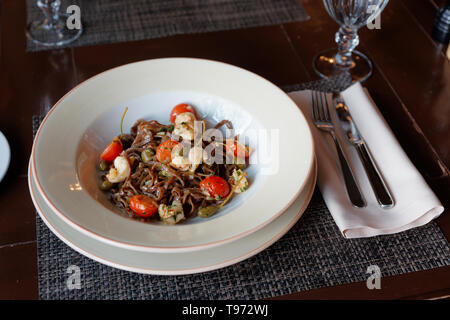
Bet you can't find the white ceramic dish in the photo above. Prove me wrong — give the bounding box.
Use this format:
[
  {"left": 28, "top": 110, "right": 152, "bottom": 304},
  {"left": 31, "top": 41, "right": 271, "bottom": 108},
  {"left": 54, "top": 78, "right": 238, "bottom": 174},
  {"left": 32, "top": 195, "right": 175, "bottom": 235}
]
[
  {"left": 29, "top": 159, "right": 316, "bottom": 275},
  {"left": 32, "top": 58, "right": 314, "bottom": 252},
  {"left": 0, "top": 131, "right": 10, "bottom": 183}
]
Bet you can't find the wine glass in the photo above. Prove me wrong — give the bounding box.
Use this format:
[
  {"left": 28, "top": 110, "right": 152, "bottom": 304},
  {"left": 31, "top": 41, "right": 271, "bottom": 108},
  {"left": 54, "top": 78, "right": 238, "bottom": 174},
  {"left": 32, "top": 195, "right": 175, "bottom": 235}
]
[
  {"left": 26, "top": 0, "right": 83, "bottom": 47},
  {"left": 313, "top": 0, "right": 389, "bottom": 82}
]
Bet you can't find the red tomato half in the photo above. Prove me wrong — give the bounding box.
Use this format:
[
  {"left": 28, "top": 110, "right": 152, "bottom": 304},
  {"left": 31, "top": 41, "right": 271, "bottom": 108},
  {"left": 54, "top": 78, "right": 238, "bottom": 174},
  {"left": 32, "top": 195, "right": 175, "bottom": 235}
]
[
  {"left": 156, "top": 140, "right": 181, "bottom": 163},
  {"left": 129, "top": 195, "right": 159, "bottom": 218},
  {"left": 225, "top": 139, "right": 252, "bottom": 159},
  {"left": 200, "top": 176, "right": 230, "bottom": 199},
  {"left": 100, "top": 137, "right": 123, "bottom": 162},
  {"left": 170, "top": 103, "right": 197, "bottom": 123}
]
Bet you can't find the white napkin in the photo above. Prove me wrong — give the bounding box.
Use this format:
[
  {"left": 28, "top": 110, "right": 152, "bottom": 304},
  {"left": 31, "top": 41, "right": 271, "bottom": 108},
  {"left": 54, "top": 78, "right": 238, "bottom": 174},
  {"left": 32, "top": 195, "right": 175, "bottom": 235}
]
[{"left": 288, "top": 82, "right": 444, "bottom": 238}]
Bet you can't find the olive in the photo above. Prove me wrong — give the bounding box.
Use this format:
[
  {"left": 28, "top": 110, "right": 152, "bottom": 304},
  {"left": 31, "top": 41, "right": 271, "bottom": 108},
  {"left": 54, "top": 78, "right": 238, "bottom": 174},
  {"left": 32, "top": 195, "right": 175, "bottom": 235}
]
[
  {"left": 100, "top": 180, "right": 114, "bottom": 191},
  {"left": 197, "top": 206, "right": 220, "bottom": 218},
  {"left": 98, "top": 160, "right": 109, "bottom": 171},
  {"left": 141, "top": 149, "right": 155, "bottom": 163}
]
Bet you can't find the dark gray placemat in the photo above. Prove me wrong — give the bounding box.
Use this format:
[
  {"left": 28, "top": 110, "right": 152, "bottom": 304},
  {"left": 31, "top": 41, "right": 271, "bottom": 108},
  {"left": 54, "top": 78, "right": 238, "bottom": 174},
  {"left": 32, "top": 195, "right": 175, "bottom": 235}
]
[
  {"left": 32, "top": 77, "right": 450, "bottom": 300},
  {"left": 26, "top": 0, "right": 309, "bottom": 52}
]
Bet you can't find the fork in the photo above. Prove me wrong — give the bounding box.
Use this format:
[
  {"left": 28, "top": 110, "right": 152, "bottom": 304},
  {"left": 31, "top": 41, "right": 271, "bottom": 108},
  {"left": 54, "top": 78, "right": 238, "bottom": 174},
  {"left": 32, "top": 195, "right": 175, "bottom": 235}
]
[{"left": 311, "top": 91, "right": 366, "bottom": 208}]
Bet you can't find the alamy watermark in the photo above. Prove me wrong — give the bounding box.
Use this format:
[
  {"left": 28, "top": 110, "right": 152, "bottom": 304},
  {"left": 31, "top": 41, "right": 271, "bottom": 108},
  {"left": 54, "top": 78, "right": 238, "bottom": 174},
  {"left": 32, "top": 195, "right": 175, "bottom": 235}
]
[
  {"left": 66, "top": 5, "right": 81, "bottom": 30},
  {"left": 66, "top": 265, "right": 81, "bottom": 290},
  {"left": 63, "top": 3, "right": 380, "bottom": 31},
  {"left": 168, "top": 121, "right": 280, "bottom": 176},
  {"left": 366, "top": 5, "right": 382, "bottom": 30},
  {"left": 366, "top": 265, "right": 381, "bottom": 290}
]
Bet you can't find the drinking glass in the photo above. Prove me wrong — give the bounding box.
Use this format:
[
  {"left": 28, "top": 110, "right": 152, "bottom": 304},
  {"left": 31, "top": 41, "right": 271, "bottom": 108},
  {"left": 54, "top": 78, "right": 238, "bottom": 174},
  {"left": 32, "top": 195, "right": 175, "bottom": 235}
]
[
  {"left": 313, "top": 0, "right": 389, "bottom": 82},
  {"left": 26, "top": 0, "right": 82, "bottom": 47}
]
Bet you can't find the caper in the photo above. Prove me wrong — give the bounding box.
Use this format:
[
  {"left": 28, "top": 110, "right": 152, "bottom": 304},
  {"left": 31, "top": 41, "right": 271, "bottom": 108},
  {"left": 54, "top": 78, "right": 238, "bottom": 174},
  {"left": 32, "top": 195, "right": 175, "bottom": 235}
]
[
  {"left": 198, "top": 206, "right": 220, "bottom": 218},
  {"left": 100, "top": 180, "right": 114, "bottom": 191},
  {"left": 158, "top": 170, "right": 172, "bottom": 178},
  {"left": 98, "top": 160, "right": 109, "bottom": 171},
  {"left": 141, "top": 149, "right": 155, "bottom": 163}
]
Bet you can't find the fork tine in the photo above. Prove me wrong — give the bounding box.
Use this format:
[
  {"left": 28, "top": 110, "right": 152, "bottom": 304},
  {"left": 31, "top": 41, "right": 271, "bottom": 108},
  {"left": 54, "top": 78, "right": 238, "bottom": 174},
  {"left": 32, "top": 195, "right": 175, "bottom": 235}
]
[
  {"left": 322, "top": 92, "right": 331, "bottom": 121},
  {"left": 317, "top": 90, "right": 324, "bottom": 121},
  {"left": 315, "top": 90, "right": 321, "bottom": 121},
  {"left": 314, "top": 90, "right": 322, "bottom": 121},
  {"left": 311, "top": 90, "right": 317, "bottom": 121}
]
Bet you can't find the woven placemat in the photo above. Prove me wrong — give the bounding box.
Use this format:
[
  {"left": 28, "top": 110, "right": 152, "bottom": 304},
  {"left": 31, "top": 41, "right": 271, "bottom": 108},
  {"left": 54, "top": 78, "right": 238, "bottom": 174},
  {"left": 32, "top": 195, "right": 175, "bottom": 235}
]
[
  {"left": 32, "top": 77, "right": 450, "bottom": 300},
  {"left": 26, "top": 0, "right": 309, "bottom": 52}
]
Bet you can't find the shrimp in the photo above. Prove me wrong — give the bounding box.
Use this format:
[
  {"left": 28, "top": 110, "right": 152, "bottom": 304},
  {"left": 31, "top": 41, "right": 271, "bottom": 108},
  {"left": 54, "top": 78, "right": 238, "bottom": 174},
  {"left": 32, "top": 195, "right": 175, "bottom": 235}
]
[
  {"left": 173, "top": 112, "right": 195, "bottom": 140},
  {"left": 106, "top": 156, "right": 131, "bottom": 183},
  {"left": 170, "top": 145, "right": 207, "bottom": 172},
  {"left": 229, "top": 169, "right": 249, "bottom": 193},
  {"left": 158, "top": 200, "right": 185, "bottom": 224}
]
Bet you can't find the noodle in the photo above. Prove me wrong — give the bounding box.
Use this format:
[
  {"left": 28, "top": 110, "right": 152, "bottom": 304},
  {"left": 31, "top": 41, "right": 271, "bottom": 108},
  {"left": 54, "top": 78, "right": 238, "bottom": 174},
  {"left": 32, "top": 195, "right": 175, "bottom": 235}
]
[{"left": 102, "top": 117, "right": 249, "bottom": 223}]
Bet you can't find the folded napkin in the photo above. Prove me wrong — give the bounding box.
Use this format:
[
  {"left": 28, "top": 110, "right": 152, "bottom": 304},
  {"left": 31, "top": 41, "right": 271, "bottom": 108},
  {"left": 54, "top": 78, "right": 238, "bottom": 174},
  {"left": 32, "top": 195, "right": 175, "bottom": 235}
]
[{"left": 288, "top": 83, "right": 444, "bottom": 238}]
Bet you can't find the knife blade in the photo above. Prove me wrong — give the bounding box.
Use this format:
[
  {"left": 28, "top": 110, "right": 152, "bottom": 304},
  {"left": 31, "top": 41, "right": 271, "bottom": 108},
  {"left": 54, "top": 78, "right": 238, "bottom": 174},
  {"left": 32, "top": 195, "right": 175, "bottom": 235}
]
[{"left": 333, "top": 93, "right": 394, "bottom": 208}]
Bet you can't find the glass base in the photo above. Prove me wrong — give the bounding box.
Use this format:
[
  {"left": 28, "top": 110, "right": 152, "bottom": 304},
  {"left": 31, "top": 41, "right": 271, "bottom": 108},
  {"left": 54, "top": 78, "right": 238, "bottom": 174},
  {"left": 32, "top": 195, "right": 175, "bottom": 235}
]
[
  {"left": 26, "top": 14, "right": 82, "bottom": 47},
  {"left": 313, "top": 48, "right": 373, "bottom": 83}
]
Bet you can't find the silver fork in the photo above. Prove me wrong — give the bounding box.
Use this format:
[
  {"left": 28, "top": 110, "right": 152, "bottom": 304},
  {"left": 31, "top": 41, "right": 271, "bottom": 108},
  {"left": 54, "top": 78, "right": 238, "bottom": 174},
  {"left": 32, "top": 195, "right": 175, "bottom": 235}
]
[{"left": 311, "top": 91, "right": 366, "bottom": 208}]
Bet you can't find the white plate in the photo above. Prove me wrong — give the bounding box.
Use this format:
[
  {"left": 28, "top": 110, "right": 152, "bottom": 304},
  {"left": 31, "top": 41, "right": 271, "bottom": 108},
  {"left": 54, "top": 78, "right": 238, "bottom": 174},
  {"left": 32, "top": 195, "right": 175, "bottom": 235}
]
[
  {"left": 0, "top": 131, "right": 10, "bottom": 183},
  {"left": 29, "top": 159, "right": 316, "bottom": 275},
  {"left": 32, "top": 58, "right": 314, "bottom": 252}
]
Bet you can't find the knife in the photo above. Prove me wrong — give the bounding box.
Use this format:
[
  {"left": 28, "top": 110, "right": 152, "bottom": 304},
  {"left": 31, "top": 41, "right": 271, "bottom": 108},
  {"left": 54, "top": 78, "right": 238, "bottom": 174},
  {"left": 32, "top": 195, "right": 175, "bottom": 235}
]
[{"left": 333, "top": 93, "right": 394, "bottom": 208}]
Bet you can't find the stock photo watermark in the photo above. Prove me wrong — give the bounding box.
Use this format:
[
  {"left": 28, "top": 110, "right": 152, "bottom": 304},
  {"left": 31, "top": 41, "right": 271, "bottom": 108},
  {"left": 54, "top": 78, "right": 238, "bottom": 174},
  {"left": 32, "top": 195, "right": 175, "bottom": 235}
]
[
  {"left": 63, "top": 3, "right": 380, "bottom": 31},
  {"left": 164, "top": 121, "right": 280, "bottom": 176},
  {"left": 66, "top": 265, "right": 81, "bottom": 290},
  {"left": 366, "top": 265, "right": 381, "bottom": 290},
  {"left": 66, "top": 5, "right": 81, "bottom": 30},
  {"left": 367, "top": 5, "right": 382, "bottom": 30}
]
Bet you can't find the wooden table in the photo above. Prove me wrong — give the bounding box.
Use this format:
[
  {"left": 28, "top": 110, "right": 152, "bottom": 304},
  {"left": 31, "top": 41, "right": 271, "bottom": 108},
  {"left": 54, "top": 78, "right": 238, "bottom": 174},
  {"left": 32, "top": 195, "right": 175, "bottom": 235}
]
[{"left": 0, "top": 0, "right": 449, "bottom": 300}]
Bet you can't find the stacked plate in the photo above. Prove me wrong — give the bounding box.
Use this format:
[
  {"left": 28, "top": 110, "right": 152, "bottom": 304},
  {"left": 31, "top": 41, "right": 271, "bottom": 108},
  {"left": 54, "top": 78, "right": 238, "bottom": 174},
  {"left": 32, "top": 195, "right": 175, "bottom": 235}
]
[
  {"left": 0, "top": 131, "right": 10, "bottom": 183},
  {"left": 29, "top": 58, "right": 316, "bottom": 275}
]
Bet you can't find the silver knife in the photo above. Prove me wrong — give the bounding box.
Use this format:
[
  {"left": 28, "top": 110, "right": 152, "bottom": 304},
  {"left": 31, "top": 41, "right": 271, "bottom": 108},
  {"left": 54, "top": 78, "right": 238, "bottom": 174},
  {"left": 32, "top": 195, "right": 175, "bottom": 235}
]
[{"left": 333, "top": 93, "right": 394, "bottom": 208}]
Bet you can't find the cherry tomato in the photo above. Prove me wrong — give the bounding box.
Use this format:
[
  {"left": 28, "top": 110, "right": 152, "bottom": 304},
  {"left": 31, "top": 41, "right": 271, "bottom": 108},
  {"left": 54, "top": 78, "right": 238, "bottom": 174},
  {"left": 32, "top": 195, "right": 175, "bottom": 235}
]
[
  {"left": 100, "top": 137, "right": 123, "bottom": 162},
  {"left": 170, "top": 103, "right": 197, "bottom": 123},
  {"left": 156, "top": 140, "right": 181, "bottom": 163},
  {"left": 129, "top": 195, "right": 159, "bottom": 218},
  {"left": 200, "top": 176, "right": 230, "bottom": 199},
  {"left": 225, "top": 139, "right": 252, "bottom": 159}
]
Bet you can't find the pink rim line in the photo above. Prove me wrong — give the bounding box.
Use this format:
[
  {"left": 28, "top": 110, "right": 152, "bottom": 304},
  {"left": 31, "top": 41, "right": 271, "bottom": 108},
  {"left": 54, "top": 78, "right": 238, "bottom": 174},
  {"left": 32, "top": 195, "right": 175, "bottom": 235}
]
[{"left": 28, "top": 158, "right": 317, "bottom": 275}]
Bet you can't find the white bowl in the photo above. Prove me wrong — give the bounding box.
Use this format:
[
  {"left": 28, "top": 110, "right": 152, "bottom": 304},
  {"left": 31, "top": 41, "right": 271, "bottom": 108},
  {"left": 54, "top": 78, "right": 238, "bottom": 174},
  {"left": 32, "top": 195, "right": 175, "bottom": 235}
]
[{"left": 32, "top": 58, "right": 314, "bottom": 252}]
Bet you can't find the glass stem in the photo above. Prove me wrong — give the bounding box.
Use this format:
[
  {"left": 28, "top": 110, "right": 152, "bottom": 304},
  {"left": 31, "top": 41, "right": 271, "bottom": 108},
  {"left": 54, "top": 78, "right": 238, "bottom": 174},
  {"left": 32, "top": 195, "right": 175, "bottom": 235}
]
[
  {"left": 37, "top": 0, "right": 62, "bottom": 29},
  {"left": 334, "top": 26, "right": 359, "bottom": 69}
]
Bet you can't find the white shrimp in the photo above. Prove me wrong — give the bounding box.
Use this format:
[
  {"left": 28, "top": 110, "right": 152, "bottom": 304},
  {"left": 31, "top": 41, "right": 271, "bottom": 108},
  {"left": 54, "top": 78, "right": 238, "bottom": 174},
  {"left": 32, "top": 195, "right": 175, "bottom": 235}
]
[
  {"left": 170, "top": 144, "right": 191, "bottom": 171},
  {"left": 174, "top": 112, "right": 196, "bottom": 125},
  {"left": 158, "top": 200, "right": 185, "bottom": 224},
  {"left": 188, "top": 146, "right": 207, "bottom": 172},
  {"left": 173, "top": 112, "right": 195, "bottom": 140},
  {"left": 229, "top": 169, "right": 249, "bottom": 193},
  {"left": 106, "top": 156, "right": 131, "bottom": 183},
  {"left": 170, "top": 145, "right": 207, "bottom": 172}
]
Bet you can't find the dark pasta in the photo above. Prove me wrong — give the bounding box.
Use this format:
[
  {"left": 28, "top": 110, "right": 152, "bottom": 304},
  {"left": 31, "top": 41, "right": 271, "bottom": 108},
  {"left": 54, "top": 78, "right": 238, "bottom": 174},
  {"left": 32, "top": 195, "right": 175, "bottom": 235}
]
[{"left": 98, "top": 104, "right": 252, "bottom": 224}]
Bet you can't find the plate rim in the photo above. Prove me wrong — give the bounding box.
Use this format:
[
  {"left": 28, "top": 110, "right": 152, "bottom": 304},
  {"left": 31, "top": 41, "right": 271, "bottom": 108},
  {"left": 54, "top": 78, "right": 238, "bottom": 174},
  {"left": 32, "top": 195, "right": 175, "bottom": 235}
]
[
  {"left": 31, "top": 57, "right": 316, "bottom": 252},
  {"left": 28, "top": 158, "right": 317, "bottom": 275},
  {"left": 0, "top": 131, "right": 11, "bottom": 183}
]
